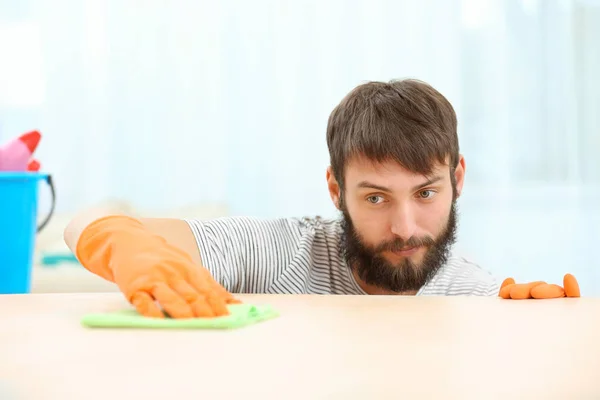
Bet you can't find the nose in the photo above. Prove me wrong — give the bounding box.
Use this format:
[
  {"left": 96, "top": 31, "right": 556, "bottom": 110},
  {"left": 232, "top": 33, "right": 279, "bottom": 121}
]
[{"left": 390, "top": 203, "right": 418, "bottom": 241}]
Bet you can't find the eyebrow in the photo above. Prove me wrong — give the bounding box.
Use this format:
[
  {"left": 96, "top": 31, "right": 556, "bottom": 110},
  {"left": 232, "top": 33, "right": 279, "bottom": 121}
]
[{"left": 356, "top": 175, "right": 444, "bottom": 193}]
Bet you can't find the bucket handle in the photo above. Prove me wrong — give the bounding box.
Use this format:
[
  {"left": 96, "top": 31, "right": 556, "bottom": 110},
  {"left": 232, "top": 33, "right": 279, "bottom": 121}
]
[{"left": 37, "top": 175, "right": 55, "bottom": 233}]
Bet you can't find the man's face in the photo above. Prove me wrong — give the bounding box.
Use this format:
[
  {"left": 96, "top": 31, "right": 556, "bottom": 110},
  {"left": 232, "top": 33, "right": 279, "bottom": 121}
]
[{"left": 328, "top": 156, "right": 465, "bottom": 293}]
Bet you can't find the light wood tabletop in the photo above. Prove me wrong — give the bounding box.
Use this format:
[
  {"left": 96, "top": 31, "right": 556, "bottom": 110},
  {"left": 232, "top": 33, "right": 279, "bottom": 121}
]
[{"left": 0, "top": 293, "right": 599, "bottom": 399}]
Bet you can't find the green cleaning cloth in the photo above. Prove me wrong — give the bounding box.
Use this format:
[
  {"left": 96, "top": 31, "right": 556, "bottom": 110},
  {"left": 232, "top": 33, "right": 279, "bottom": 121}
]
[{"left": 81, "top": 304, "right": 279, "bottom": 329}]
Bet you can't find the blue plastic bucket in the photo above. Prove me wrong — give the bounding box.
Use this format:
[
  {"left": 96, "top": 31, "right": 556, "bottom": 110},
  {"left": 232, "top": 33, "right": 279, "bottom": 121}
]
[{"left": 0, "top": 173, "right": 55, "bottom": 294}]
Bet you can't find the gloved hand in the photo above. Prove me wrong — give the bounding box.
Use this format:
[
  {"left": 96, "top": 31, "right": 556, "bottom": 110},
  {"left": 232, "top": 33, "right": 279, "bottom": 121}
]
[
  {"left": 498, "top": 274, "right": 580, "bottom": 299},
  {"left": 76, "top": 215, "right": 240, "bottom": 319}
]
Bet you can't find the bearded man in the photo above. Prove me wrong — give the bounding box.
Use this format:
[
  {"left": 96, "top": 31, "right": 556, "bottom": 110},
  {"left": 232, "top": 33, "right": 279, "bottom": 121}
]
[{"left": 65, "top": 79, "right": 500, "bottom": 319}]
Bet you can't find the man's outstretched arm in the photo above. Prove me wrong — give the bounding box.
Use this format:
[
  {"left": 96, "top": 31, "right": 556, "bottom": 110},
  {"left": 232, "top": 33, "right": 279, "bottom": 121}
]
[
  {"left": 64, "top": 207, "right": 203, "bottom": 267},
  {"left": 63, "top": 207, "right": 239, "bottom": 319}
]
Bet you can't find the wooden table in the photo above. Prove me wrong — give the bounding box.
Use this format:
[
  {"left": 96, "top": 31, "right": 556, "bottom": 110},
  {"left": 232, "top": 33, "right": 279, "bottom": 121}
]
[{"left": 1, "top": 293, "right": 599, "bottom": 399}]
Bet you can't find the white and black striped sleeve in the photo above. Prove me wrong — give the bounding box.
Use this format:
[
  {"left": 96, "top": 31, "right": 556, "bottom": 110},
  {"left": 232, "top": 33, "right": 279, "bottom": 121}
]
[{"left": 183, "top": 216, "right": 302, "bottom": 293}]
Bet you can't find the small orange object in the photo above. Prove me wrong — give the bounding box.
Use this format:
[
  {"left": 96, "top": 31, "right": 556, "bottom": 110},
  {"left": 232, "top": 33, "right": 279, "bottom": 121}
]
[
  {"left": 498, "top": 274, "right": 581, "bottom": 300},
  {"left": 500, "top": 277, "right": 515, "bottom": 289},
  {"left": 499, "top": 283, "right": 515, "bottom": 299},
  {"left": 509, "top": 281, "right": 545, "bottom": 299},
  {"left": 563, "top": 273, "right": 580, "bottom": 297},
  {"left": 531, "top": 284, "right": 565, "bottom": 299}
]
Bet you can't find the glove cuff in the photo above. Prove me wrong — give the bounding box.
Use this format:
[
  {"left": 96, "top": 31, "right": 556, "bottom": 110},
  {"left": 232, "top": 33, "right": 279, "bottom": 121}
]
[{"left": 75, "top": 215, "right": 149, "bottom": 282}]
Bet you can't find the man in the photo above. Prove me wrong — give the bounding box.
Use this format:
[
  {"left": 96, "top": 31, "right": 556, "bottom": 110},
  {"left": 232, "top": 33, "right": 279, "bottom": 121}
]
[{"left": 64, "top": 79, "right": 501, "bottom": 320}]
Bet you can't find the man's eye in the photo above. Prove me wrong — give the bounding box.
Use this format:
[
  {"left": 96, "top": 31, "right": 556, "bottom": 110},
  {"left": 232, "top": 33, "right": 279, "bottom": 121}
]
[
  {"left": 367, "top": 196, "right": 384, "bottom": 204},
  {"left": 418, "top": 190, "right": 436, "bottom": 199}
]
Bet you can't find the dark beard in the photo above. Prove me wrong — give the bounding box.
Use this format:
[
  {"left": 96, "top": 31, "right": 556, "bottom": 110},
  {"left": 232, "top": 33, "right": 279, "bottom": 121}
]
[{"left": 340, "top": 202, "right": 458, "bottom": 293}]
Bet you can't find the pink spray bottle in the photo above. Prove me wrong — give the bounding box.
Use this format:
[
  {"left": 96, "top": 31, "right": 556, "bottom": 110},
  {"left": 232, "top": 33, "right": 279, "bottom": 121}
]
[{"left": 0, "top": 131, "right": 41, "bottom": 172}]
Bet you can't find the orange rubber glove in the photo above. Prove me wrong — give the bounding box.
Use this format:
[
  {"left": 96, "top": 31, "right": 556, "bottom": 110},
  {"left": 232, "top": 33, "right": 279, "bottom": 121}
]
[
  {"left": 76, "top": 215, "right": 240, "bottom": 319},
  {"left": 498, "top": 274, "right": 580, "bottom": 299}
]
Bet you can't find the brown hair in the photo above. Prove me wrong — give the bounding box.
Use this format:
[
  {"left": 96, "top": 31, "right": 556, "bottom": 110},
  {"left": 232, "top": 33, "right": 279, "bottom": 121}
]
[{"left": 326, "top": 79, "right": 459, "bottom": 190}]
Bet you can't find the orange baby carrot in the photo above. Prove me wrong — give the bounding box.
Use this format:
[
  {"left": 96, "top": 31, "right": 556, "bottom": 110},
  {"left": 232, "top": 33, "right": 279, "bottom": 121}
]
[
  {"left": 531, "top": 284, "right": 565, "bottom": 299},
  {"left": 509, "top": 281, "right": 545, "bottom": 299},
  {"left": 563, "top": 274, "right": 580, "bottom": 297},
  {"left": 499, "top": 283, "right": 515, "bottom": 299}
]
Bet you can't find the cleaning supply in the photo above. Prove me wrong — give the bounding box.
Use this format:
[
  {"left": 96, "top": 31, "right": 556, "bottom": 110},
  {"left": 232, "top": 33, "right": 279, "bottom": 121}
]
[
  {"left": 498, "top": 273, "right": 580, "bottom": 299},
  {"left": 27, "top": 159, "right": 40, "bottom": 171},
  {"left": 0, "top": 172, "right": 56, "bottom": 293},
  {"left": 0, "top": 130, "right": 41, "bottom": 171},
  {"left": 76, "top": 215, "right": 240, "bottom": 319},
  {"left": 40, "top": 252, "right": 80, "bottom": 267},
  {"left": 81, "top": 303, "right": 279, "bottom": 329}
]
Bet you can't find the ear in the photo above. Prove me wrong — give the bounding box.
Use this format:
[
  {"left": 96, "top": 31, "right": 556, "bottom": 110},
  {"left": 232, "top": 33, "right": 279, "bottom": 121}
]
[
  {"left": 453, "top": 155, "right": 466, "bottom": 198},
  {"left": 326, "top": 166, "right": 341, "bottom": 209}
]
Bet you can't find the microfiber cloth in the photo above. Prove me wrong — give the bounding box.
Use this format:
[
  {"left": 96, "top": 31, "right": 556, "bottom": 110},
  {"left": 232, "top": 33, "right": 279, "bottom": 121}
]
[{"left": 81, "top": 304, "right": 279, "bottom": 329}]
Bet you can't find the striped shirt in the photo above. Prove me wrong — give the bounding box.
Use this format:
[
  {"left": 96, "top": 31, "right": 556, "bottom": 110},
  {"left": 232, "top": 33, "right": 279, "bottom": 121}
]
[{"left": 185, "top": 216, "right": 501, "bottom": 296}]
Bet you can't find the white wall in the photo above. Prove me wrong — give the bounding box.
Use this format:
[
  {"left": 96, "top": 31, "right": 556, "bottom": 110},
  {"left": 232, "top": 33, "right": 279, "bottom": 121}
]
[{"left": 1, "top": 0, "right": 599, "bottom": 294}]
